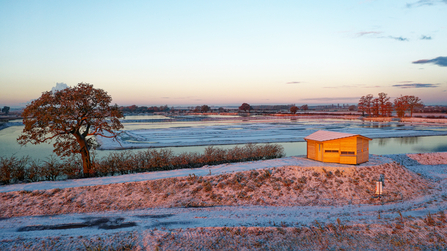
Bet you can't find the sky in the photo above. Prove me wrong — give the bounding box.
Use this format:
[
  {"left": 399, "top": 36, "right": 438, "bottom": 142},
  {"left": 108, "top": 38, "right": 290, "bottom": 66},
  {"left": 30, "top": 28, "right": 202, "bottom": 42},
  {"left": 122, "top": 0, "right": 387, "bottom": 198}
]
[{"left": 0, "top": 0, "right": 446, "bottom": 107}]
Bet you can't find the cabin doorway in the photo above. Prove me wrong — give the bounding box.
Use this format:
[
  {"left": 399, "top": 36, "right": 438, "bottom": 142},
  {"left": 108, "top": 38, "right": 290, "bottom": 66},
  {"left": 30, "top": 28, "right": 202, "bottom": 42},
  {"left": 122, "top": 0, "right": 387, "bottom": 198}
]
[{"left": 317, "top": 143, "right": 323, "bottom": 161}]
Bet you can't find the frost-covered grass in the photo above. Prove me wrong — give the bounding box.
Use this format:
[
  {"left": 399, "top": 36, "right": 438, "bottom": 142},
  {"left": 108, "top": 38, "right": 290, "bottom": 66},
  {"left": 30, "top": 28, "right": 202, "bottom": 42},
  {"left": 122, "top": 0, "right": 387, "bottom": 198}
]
[
  {"left": 0, "top": 161, "right": 431, "bottom": 218},
  {"left": 2, "top": 213, "right": 447, "bottom": 250},
  {"left": 408, "top": 152, "right": 447, "bottom": 165},
  {"left": 143, "top": 215, "right": 447, "bottom": 250}
]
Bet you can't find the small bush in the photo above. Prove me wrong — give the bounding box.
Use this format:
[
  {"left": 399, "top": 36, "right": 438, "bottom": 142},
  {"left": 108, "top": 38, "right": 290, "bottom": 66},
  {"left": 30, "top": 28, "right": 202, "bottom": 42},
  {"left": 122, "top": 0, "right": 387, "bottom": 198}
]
[
  {"left": 26, "top": 159, "right": 42, "bottom": 182},
  {"left": 41, "top": 156, "right": 63, "bottom": 181},
  {"left": 0, "top": 155, "right": 29, "bottom": 184},
  {"left": 62, "top": 156, "right": 82, "bottom": 179}
]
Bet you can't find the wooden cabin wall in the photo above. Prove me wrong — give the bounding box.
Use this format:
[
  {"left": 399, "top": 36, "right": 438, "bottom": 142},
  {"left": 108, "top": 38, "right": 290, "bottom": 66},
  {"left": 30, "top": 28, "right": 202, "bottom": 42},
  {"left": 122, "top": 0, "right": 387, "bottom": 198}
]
[
  {"left": 356, "top": 137, "right": 370, "bottom": 164},
  {"left": 338, "top": 137, "right": 357, "bottom": 164},
  {"left": 362, "top": 138, "right": 369, "bottom": 162},
  {"left": 307, "top": 140, "right": 316, "bottom": 160},
  {"left": 322, "top": 139, "right": 340, "bottom": 163}
]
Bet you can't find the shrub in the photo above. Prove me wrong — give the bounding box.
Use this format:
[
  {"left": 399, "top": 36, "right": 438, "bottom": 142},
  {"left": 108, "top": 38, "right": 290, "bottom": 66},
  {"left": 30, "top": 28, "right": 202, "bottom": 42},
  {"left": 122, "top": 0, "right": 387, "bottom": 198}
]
[
  {"left": 41, "top": 156, "right": 63, "bottom": 181},
  {"left": 62, "top": 156, "right": 83, "bottom": 179},
  {"left": 26, "top": 159, "right": 42, "bottom": 182},
  {"left": 0, "top": 155, "right": 29, "bottom": 184},
  {"left": 0, "top": 156, "right": 15, "bottom": 184}
]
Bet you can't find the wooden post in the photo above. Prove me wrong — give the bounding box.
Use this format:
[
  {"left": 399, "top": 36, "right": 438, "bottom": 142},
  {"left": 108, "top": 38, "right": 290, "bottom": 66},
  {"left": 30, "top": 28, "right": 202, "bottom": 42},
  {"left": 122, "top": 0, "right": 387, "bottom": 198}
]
[{"left": 375, "top": 181, "right": 383, "bottom": 198}]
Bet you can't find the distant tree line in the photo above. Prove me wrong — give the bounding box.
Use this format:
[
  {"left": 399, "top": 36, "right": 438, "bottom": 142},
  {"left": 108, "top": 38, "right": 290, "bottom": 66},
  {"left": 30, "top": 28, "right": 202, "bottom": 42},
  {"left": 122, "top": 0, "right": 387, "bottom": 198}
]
[
  {"left": 0, "top": 143, "right": 284, "bottom": 185},
  {"left": 358, "top": 93, "right": 424, "bottom": 117},
  {"left": 119, "top": 103, "right": 318, "bottom": 115},
  {"left": 288, "top": 104, "right": 309, "bottom": 114},
  {"left": 120, "top": 105, "right": 170, "bottom": 114},
  {"left": 419, "top": 106, "right": 447, "bottom": 114},
  {"left": 237, "top": 103, "right": 310, "bottom": 114}
]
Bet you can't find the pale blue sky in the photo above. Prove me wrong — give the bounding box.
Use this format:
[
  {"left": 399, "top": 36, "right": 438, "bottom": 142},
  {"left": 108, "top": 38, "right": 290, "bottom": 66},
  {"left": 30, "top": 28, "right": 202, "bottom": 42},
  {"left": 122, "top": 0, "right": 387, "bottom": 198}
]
[{"left": 1, "top": 0, "right": 446, "bottom": 107}]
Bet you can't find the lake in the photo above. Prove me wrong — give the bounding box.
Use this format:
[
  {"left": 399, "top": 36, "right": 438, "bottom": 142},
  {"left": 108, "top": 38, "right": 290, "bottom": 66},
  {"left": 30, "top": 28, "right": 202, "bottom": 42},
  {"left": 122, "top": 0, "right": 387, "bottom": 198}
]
[{"left": 1, "top": 116, "right": 446, "bottom": 161}]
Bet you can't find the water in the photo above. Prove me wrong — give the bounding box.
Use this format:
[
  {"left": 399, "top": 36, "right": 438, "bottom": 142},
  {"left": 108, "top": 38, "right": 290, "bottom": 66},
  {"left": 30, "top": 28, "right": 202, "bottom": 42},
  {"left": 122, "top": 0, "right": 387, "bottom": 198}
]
[{"left": 1, "top": 116, "right": 446, "bottom": 161}]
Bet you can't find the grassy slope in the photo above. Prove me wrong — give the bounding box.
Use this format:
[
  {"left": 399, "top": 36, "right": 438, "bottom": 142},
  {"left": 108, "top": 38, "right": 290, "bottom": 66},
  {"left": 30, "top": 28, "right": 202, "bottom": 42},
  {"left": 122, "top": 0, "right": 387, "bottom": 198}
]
[{"left": 0, "top": 162, "right": 431, "bottom": 217}]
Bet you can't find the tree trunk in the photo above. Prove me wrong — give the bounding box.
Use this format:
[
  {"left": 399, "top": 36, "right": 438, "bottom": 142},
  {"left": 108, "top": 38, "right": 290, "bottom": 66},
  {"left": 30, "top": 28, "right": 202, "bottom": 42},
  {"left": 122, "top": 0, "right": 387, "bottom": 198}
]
[
  {"left": 75, "top": 133, "right": 92, "bottom": 177},
  {"left": 80, "top": 143, "right": 92, "bottom": 177}
]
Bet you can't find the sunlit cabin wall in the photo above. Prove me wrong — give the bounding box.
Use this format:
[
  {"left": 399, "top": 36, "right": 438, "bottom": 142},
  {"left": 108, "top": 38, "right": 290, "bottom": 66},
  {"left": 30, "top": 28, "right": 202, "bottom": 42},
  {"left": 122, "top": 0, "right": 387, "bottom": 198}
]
[
  {"left": 356, "top": 137, "right": 370, "bottom": 164},
  {"left": 338, "top": 136, "right": 358, "bottom": 164},
  {"left": 307, "top": 140, "right": 316, "bottom": 160}
]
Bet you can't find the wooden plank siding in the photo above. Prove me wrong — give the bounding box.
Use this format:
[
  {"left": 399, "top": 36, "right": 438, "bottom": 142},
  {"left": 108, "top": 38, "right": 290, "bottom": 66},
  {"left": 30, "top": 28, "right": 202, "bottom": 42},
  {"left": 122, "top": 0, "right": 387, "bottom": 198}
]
[
  {"left": 304, "top": 131, "right": 371, "bottom": 165},
  {"left": 307, "top": 141, "right": 316, "bottom": 160},
  {"left": 338, "top": 137, "right": 357, "bottom": 164}
]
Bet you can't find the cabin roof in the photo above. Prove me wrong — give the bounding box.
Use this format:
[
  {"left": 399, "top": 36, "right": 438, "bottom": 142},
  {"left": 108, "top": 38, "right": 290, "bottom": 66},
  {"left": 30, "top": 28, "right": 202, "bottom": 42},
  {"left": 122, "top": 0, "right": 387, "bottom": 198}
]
[{"left": 304, "top": 130, "right": 371, "bottom": 142}]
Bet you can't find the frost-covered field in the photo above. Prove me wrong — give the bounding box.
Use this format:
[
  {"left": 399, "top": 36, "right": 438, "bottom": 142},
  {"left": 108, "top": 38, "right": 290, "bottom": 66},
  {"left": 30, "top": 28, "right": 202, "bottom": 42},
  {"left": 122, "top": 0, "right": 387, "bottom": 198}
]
[{"left": 97, "top": 117, "right": 447, "bottom": 149}]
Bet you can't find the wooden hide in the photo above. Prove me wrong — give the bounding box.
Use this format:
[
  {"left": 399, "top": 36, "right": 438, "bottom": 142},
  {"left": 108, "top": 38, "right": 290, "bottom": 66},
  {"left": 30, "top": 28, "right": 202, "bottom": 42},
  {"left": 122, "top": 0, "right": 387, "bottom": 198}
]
[{"left": 305, "top": 131, "right": 371, "bottom": 165}]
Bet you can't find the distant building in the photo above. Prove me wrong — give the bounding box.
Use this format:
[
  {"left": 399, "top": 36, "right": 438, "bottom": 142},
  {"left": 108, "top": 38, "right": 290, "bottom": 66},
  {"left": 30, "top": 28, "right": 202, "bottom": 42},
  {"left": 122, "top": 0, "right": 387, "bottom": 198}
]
[{"left": 304, "top": 130, "right": 371, "bottom": 164}]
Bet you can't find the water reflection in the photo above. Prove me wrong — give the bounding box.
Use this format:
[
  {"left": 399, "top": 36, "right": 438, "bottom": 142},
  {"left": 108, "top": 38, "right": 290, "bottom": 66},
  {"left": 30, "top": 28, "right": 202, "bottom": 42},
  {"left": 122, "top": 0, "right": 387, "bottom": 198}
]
[
  {"left": 376, "top": 138, "right": 390, "bottom": 146},
  {"left": 361, "top": 123, "right": 393, "bottom": 129},
  {"left": 374, "top": 137, "right": 419, "bottom": 147},
  {"left": 395, "top": 137, "right": 419, "bottom": 145},
  {"left": 415, "top": 144, "right": 447, "bottom": 153}
]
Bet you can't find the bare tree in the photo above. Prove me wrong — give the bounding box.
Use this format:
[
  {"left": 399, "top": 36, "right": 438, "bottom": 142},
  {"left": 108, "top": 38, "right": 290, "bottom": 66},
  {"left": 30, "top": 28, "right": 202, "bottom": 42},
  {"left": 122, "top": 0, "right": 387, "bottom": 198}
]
[
  {"left": 290, "top": 105, "right": 299, "bottom": 114},
  {"left": 394, "top": 95, "right": 410, "bottom": 118},
  {"left": 384, "top": 101, "right": 393, "bottom": 117},
  {"left": 406, "top": 95, "right": 424, "bottom": 117},
  {"left": 17, "top": 83, "right": 124, "bottom": 176},
  {"left": 371, "top": 98, "right": 380, "bottom": 117},
  {"left": 358, "top": 96, "right": 366, "bottom": 116},
  {"left": 358, "top": 94, "right": 374, "bottom": 116},
  {"left": 201, "top": 105, "right": 211, "bottom": 113},
  {"left": 193, "top": 106, "right": 201, "bottom": 112},
  {"left": 377, "top": 92, "right": 390, "bottom": 117},
  {"left": 239, "top": 103, "right": 252, "bottom": 113},
  {"left": 300, "top": 104, "right": 309, "bottom": 112}
]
